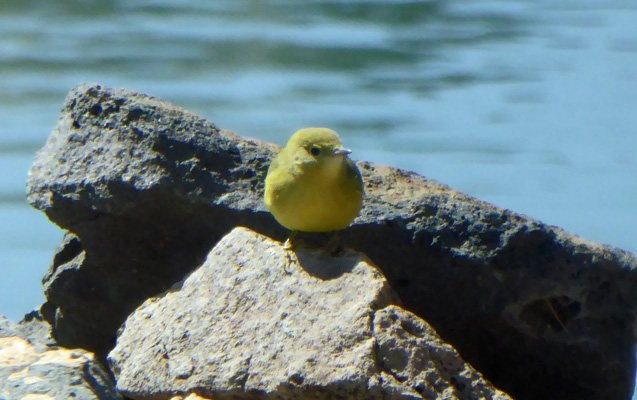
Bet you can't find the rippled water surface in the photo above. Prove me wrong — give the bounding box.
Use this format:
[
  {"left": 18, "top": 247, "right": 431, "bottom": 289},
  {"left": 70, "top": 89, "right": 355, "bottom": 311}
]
[{"left": 1, "top": 0, "right": 636, "bottom": 341}]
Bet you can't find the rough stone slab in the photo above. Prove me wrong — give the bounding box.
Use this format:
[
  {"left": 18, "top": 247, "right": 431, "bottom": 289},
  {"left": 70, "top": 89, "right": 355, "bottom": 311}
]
[
  {"left": 0, "top": 315, "right": 120, "bottom": 400},
  {"left": 109, "top": 227, "right": 510, "bottom": 400},
  {"left": 374, "top": 306, "right": 511, "bottom": 400},
  {"left": 28, "top": 83, "right": 637, "bottom": 400}
]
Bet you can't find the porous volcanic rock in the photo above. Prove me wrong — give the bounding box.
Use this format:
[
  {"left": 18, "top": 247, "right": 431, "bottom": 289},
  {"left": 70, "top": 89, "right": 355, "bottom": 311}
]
[
  {"left": 108, "top": 227, "right": 511, "bottom": 400},
  {"left": 27, "top": 83, "right": 637, "bottom": 400}
]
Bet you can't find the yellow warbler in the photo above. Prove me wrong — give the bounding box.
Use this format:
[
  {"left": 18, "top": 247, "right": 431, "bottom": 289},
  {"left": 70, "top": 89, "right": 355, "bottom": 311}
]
[{"left": 264, "top": 128, "right": 363, "bottom": 243}]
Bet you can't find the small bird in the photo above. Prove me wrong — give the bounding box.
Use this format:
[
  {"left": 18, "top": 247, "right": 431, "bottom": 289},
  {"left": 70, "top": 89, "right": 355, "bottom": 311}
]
[{"left": 264, "top": 127, "right": 364, "bottom": 249}]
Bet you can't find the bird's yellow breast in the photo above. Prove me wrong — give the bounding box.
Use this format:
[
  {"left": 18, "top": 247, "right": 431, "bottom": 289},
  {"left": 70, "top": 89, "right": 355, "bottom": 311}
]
[{"left": 264, "top": 143, "right": 363, "bottom": 232}]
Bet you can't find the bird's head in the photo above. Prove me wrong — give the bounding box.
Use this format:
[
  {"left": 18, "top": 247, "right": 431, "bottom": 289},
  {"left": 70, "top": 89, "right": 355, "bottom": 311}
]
[{"left": 286, "top": 127, "right": 352, "bottom": 174}]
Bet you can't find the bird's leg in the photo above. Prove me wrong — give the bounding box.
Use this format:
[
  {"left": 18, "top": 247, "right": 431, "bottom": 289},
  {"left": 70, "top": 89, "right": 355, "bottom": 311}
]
[
  {"left": 283, "top": 230, "right": 298, "bottom": 273},
  {"left": 283, "top": 230, "right": 298, "bottom": 250},
  {"left": 325, "top": 231, "right": 345, "bottom": 256}
]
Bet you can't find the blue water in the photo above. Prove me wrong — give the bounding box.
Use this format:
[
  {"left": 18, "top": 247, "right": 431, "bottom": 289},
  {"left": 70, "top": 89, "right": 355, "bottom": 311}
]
[{"left": 1, "top": 1, "right": 637, "bottom": 394}]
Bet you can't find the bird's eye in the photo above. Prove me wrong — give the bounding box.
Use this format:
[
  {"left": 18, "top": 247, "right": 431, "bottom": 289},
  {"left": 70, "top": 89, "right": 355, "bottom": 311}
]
[{"left": 310, "top": 146, "right": 321, "bottom": 156}]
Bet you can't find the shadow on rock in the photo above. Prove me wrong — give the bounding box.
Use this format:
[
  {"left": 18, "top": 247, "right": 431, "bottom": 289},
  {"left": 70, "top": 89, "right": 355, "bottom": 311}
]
[{"left": 294, "top": 249, "right": 359, "bottom": 280}]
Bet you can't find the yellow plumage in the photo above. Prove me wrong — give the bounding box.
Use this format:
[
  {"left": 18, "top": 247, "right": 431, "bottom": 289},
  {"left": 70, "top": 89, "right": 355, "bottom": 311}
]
[{"left": 264, "top": 127, "right": 363, "bottom": 233}]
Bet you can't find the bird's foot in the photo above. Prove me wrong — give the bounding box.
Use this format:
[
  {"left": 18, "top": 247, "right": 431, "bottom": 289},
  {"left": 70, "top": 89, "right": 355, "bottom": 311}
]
[{"left": 283, "top": 230, "right": 298, "bottom": 250}]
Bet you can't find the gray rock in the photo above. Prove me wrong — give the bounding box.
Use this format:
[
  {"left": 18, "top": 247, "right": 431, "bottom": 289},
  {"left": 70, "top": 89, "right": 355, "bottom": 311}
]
[
  {"left": 0, "top": 314, "right": 121, "bottom": 400},
  {"left": 27, "top": 83, "right": 637, "bottom": 400},
  {"left": 27, "top": 83, "right": 283, "bottom": 359},
  {"left": 109, "top": 227, "right": 510, "bottom": 400},
  {"left": 15, "top": 305, "right": 57, "bottom": 348},
  {"left": 2, "top": 307, "right": 55, "bottom": 352},
  {"left": 374, "top": 306, "right": 511, "bottom": 400},
  {"left": 0, "top": 315, "right": 19, "bottom": 339}
]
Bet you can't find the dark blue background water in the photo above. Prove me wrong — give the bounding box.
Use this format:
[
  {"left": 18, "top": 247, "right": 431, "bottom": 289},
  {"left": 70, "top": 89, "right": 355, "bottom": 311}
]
[{"left": 1, "top": 1, "right": 636, "bottom": 393}]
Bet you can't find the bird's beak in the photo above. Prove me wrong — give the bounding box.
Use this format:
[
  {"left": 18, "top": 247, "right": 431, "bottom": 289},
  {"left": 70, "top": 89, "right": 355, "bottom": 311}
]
[{"left": 332, "top": 148, "right": 352, "bottom": 156}]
